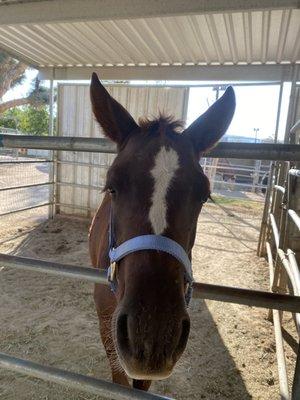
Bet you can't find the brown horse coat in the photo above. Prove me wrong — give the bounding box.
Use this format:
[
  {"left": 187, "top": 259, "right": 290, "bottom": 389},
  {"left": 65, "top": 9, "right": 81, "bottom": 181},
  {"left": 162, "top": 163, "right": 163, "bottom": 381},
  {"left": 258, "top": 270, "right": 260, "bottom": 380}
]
[{"left": 89, "top": 73, "right": 235, "bottom": 391}]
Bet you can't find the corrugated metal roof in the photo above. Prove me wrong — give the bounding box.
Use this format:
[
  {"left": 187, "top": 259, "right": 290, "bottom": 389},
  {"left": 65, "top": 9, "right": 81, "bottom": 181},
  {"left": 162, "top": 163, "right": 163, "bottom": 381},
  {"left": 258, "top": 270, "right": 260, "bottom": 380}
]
[{"left": 0, "top": 8, "right": 299, "bottom": 68}]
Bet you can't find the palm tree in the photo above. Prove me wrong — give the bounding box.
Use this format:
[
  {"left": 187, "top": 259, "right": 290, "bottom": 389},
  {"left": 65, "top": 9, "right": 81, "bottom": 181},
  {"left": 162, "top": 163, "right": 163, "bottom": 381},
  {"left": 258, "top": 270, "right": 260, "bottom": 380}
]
[{"left": 0, "top": 51, "right": 49, "bottom": 115}]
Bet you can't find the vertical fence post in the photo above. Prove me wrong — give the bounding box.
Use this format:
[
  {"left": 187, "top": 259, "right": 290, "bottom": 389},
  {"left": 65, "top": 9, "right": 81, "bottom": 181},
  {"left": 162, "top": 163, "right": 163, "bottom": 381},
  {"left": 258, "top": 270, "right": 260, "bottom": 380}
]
[
  {"left": 48, "top": 73, "right": 55, "bottom": 219},
  {"left": 252, "top": 159, "right": 261, "bottom": 193},
  {"left": 274, "top": 81, "right": 284, "bottom": 144},
  {"left": 257, "top": 162, "right": 275, "bottom": 256},
  {"left": 284, "top": 66, "right": 299, "bottom": 144}
]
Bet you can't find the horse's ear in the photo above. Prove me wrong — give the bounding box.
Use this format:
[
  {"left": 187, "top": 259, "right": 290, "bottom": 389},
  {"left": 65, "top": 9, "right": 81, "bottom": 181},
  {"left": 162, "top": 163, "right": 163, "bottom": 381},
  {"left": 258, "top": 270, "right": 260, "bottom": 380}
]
[
  {"left": 90, "top": 72, "right": 138, "bottom": 144},
  {"left": 183, "top": 86, "right": 235, "bottom": 156}
]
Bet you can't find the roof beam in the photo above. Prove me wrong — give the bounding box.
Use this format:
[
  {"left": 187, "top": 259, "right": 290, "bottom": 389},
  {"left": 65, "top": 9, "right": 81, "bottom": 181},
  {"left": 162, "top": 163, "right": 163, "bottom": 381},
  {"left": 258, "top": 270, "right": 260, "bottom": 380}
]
[
  {"left": 0, "top": 0, "right": 298, "bottom": 26},
  {"left": 38, "top": 64, "right": 297, "bottom": 82}
]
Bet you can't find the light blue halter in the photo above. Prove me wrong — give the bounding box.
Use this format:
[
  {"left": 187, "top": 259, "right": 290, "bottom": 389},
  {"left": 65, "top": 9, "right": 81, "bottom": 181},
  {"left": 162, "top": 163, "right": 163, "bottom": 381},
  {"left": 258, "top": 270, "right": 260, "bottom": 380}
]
[{"left": 106, "top": 208, "right": 194, "bottom": 305}]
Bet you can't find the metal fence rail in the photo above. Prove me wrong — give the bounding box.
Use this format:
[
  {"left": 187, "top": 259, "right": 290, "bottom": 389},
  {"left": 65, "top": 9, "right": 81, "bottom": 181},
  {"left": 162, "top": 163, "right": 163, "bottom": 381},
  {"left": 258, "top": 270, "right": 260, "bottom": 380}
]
[
  {"left": 1, "top": 253, "right": 300, "bottom": 313},
  {"left": 0, "top": 353, "right": 171, "bottom": 400},
  {"left": 0, "top": 152, "right": 53, "bottom": 218},
  {"left": 1, "top": 252, "right": 300, "bottom": 398},
  {"left": 0, "top": 202, "right": 52, "bottom": 217},
  {"left": 259, "top": 161, "right": 300, "bottom": 400},
  {"left": 1, "top": 134, "right": 300, "bottom": 160},
  {"left": 1, "top": 134, "right": 300, "bottom": 399}
]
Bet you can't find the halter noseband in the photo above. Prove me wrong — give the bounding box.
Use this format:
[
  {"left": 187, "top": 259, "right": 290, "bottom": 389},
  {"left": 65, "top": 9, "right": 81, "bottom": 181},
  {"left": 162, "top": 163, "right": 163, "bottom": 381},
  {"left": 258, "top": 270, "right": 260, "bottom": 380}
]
[{"left": 106, "top": 207, "right": 193, "bottom": 305}]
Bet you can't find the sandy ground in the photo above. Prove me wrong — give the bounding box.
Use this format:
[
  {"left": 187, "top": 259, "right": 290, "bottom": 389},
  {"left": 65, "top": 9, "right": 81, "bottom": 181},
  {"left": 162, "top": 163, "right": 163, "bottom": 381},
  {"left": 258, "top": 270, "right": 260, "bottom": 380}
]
[{"left": 0, "top": 202, "right": 297, "bottom": 400}]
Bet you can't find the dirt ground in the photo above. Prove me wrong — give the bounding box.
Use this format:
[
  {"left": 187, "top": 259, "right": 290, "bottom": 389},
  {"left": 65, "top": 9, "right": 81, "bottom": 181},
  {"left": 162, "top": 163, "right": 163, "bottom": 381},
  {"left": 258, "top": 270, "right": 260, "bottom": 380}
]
[{"left": 0, "top": 201, "right": 297, "bottom": 400}]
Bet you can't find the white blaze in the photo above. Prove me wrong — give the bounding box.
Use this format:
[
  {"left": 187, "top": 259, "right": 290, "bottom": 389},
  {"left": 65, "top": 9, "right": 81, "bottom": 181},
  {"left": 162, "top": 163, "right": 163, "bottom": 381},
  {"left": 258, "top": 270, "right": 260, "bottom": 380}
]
[{"left": 149, "top": 146, "right": 179, "bottom": 234}]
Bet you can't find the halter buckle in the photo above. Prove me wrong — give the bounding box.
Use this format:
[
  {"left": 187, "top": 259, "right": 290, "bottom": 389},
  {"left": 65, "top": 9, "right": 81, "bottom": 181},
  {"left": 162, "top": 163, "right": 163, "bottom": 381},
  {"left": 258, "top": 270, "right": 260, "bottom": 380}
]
[{"left": 109, "top": 262, "right": 117, "bottom": 281}]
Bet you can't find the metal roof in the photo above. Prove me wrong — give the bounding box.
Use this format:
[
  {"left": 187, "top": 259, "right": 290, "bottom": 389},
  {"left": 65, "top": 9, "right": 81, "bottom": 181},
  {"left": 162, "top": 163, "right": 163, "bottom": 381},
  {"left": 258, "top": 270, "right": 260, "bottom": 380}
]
[{"left": 0, "top": 0, "right": 299, "bottom": 80}]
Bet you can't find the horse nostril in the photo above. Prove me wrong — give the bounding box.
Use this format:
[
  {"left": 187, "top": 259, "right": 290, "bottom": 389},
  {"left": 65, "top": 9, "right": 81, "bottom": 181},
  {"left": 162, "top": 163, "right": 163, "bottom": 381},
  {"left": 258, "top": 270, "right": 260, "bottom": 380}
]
[
  {"left": 176, "top": 317, "right": 190, "bottom": 354},
  {"left": 116, "top": 313, "right": 130, "bottom": 350}
]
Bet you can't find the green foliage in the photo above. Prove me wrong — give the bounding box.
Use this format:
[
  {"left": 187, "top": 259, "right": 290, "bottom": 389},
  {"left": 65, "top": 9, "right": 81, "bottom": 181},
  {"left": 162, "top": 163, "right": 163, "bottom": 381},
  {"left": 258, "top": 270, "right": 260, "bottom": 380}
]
[
  {"left": 0, "top": 106, "right": 51, "bottom": 136},
  {"left": 0, "top": 108, "right": 21, "bottom": 129},
  {"left": 20, "top": 106, "right": 50, "bottom": 135}
]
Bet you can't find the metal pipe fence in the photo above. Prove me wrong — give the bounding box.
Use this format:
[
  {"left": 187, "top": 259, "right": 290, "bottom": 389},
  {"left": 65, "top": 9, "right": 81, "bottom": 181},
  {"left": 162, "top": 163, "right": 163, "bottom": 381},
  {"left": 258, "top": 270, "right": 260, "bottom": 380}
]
[
  {"left": 0, "top": 159, "right": 52, "bottom": 164},
  {"left": 266, "top": 242, "right": 290, "bottom": 399},
  {"left": 0, "top": 353, "right": 171, "bottom": 400},
  {"left": 258, "top": 160, "right": 300, "bottom": 399},
  {"left": 0, "top": 181, "right": 53, "bottom": 192},
  {"left": 1, "top": 134, "right": 300, "bottom": 160},
  {"left": 1, "top": 253, "right": 300, "bottom": 313},
  {"left": 1, "top": 134, "right": 300, "bottom": 399},
  {"left": 0, "top": 152, "right": 53, "bottom": 218},
  {"left": 0, "top": 202, "right": 52, "bottom": 217}
]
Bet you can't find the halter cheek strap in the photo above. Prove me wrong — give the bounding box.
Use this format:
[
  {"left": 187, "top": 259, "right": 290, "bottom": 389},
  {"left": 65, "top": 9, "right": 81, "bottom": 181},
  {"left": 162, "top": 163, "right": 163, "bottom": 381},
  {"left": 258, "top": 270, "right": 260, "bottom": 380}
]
[{"left": 106, "top": 209, "right": 194, "bottom": 305}]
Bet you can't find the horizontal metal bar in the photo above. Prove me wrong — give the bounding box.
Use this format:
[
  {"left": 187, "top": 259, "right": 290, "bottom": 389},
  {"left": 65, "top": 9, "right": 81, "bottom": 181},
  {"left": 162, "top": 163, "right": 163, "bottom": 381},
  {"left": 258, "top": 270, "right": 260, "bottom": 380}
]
[
  {"left": 0, "top": 253, "right": 107, "bottom": 283},
  {"left": 57, "top": 160, "right": 109, "bottom": 168},
  {"left": 0, "top": 181, "right": 53, "bottom": 192},
  {"left": 274, "top": 185, "right": 285, "bottom": 194},
  {"left": 270, "top": 213, "right": 280, "bottom": 249},
  {"left": 211, "top": 195, "right": 264, "bottom": 203},
  {"left": 56, "top": 182, "right": 104, "bottom": 191},
  {"left": 0, "top": 353, "right": 170, "bottom": 400},
  {"left": 203, "top": 164, "right": 269, "bottom": 174},
  {"left": 40, "top": 65, "right": 295, "bottom": 82},
  {"left": 1, "top": 254, "right": 300, "bottom": 313},
  {"left": 55, "top": 82, "right": 282, "bottom": 89},
  {"left": 0, "top": 159, "right": 51, "bottom": 164},
  {"left": 56, "top": 202, "right": 93, "bottom": 211},
  {"left": 0, "top": 135, "right": 116, "bottom": 154},
  {"left": 288, "top": 210, "right": 300, "bottom": 231},
  {"left": 208, "top": 143, "right": 300, "bottom": 161},
  {"left": 213, "top": 180, "right": 267, "bottom": 189},
  {"left": 1, "top": 135, "right": 300, "bottom": 161},
  {"left": 59, "top": 179, "right": 266, "bottom": 193},
  {"left": 0, "top": 203, "right": 51, "bottom": 217},
  {"left": 192, "top": 282, "right": 300, "bottom": 313}
]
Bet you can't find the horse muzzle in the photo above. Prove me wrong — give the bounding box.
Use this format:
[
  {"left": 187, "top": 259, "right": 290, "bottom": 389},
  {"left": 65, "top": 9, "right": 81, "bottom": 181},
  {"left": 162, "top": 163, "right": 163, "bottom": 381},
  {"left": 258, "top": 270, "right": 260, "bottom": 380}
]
[{"left": 114, "top": 310, "right": 190, "bottom": 380}]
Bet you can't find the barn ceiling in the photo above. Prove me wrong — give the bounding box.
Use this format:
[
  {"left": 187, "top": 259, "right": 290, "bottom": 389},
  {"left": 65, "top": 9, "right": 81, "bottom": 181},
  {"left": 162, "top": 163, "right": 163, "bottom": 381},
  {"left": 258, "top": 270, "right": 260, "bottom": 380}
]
[{"left": 0, "top": 0, "right": 299, "bottom": 80}]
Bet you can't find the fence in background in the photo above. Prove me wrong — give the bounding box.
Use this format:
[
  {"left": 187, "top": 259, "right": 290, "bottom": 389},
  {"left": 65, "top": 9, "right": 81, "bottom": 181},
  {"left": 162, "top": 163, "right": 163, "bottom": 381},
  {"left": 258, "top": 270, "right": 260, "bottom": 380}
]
[
  {"left": 2, "top": 135, "right": 298, "bottom": 220},
  {"left": 0, "top": 143, "right": 52, "bottom": 219}
]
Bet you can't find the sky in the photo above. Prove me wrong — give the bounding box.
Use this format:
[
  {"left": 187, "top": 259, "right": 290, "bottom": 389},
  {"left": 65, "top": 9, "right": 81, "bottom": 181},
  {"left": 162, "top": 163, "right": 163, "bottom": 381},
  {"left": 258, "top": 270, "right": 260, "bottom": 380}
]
[
  {"left": 187, "top": 84, "right": 290, "bottom": 142},
  {"left": 3, "top": 69, "right": 290, "bottom": 142}
]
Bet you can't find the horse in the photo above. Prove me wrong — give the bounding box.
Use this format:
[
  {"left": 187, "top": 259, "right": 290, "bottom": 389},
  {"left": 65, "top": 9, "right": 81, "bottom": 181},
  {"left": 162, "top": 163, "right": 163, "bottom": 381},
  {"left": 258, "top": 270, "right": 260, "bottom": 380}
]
[{"left": 89, "top": 73, "right": 235, "bottom": 391}]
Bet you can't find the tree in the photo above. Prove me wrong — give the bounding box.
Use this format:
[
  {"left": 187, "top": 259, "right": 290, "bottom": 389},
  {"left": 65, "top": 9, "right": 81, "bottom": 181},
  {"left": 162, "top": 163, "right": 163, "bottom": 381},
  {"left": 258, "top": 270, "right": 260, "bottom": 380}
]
[
  {"left": 19, "top": 106, "right": 50, "bottom": 136},
  {"left": 0, "top": 51, "right": 49, "bottom": 115},
  {"left": 0, "top": 106, "right": 51, "bottom": 136}
]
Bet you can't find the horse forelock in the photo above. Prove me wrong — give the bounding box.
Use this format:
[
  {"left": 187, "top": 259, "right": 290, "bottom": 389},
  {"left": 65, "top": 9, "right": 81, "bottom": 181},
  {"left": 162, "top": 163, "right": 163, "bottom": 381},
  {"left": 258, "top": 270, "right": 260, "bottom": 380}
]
[{"left": 138, "top": 114, "right": 184, "bottom": 136}]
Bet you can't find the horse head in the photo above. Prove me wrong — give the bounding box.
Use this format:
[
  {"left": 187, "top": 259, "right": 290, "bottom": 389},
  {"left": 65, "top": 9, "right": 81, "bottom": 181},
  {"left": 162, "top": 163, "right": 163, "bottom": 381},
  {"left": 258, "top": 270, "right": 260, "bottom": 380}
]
[{"left": 90, "top": 73, "right": 235, "bottom": 380}]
